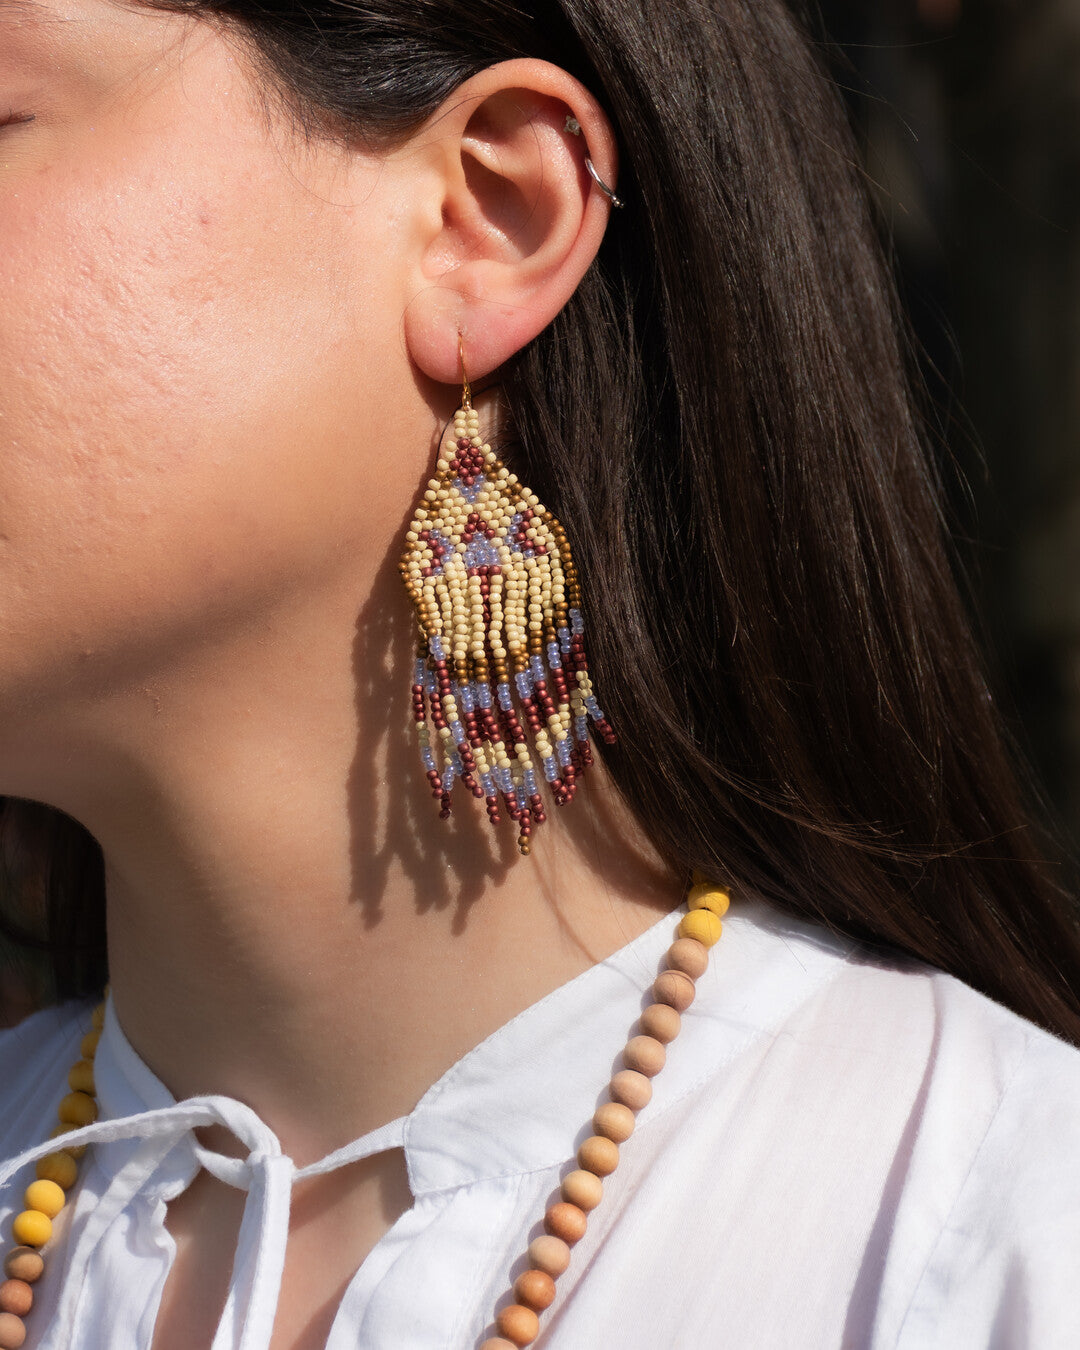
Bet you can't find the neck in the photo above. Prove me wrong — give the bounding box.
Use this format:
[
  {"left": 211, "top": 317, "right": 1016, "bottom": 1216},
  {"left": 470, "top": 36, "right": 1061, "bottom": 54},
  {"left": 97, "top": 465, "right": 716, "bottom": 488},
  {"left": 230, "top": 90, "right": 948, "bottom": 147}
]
[{"left": 10, "top": 550, "right": 679, "bottom": 1170}]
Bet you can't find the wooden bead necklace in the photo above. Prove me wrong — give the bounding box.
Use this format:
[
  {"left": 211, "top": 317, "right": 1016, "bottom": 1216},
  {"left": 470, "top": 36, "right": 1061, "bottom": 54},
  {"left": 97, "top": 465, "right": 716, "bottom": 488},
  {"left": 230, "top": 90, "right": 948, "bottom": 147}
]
[{"left": 0, "top": 880, "right": 729, "bottom": 1349}]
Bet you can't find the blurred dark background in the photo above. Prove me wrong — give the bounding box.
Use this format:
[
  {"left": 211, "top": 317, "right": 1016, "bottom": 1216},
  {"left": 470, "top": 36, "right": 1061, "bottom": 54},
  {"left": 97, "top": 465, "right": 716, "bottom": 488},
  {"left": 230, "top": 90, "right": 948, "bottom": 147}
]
[
  {"left": 2, "top": 0, "right": 1079, "bottom": 1023},
  {"left": 818, "top": 0, "right": 1080, "bottom": 860}
]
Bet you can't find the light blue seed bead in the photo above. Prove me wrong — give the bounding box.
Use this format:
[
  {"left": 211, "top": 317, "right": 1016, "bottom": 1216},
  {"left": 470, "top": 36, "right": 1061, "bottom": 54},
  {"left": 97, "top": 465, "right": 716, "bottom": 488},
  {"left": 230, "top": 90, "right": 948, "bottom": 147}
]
[
  {"left": 575, "top": 716, "right": 589, "bottom": 741},
  {"left": 529, "top": 655, "right": 545, "bottom": 682},
  {"left": 421, "top": 748, "right": 437, "bottom": 772},
  {"left": 441, "top": 765, "right": 456, "bottom": 790},
  {"left": 480, "top": 772, "right": 495, "bottom": 797},
  {"left": 542, "top": 757, "right": 559, "bottom": 782},
  {"left": 569, "top": 608, "right": 584, "bottom": 635},
  {"left": 555, "top": 739, "right": 571, "bottom": 767},
  {"left": 524, "top": 769, "right": 538, "bottom": 796},
  {"left": 413, "top": 659, "right": 426, "bottom": 685},
  {"left": 546, "top": 642, "right": 562, "bottom": 669},
  {"left": 497, "top": 682, "right": 513, "bottom": 710},
  {"left": 558, "top": 627, "right": 572, "bottom": 655}
]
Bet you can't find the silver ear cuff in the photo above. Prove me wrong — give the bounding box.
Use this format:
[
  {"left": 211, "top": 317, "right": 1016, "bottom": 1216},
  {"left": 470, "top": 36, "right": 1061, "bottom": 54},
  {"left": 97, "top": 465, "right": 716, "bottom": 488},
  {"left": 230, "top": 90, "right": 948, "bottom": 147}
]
[{"left": 564, "top": 114, "right": 625, "bottom": 209}]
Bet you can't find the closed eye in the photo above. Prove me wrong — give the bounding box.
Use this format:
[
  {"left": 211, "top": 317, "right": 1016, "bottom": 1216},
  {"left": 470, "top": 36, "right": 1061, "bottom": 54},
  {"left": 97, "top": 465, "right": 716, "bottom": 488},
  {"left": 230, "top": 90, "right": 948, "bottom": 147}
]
[{"left": 0, "top": 111, "right": 35, "bottom": 128}]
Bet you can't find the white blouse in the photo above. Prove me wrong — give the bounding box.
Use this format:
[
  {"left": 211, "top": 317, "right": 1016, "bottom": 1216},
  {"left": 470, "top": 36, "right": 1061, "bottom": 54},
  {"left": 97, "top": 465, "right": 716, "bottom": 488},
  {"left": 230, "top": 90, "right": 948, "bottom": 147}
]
[{"left": 2, "top": 895, "right": 1080, "bottom": 1349}]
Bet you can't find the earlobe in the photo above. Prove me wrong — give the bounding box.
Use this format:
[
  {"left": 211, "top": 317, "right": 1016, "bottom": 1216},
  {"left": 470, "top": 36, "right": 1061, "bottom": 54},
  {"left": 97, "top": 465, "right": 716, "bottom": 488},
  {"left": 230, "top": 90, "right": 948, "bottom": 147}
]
[{"left": 401, "top": 59, "right": 619, "bottom": 391}]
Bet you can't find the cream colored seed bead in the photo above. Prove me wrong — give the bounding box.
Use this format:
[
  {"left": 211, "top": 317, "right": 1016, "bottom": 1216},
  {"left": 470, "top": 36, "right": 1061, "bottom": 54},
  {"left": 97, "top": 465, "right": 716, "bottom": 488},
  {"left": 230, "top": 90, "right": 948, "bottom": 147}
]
[{"left": 594, "top": 1101, "right": 636, "bottom": 1143}]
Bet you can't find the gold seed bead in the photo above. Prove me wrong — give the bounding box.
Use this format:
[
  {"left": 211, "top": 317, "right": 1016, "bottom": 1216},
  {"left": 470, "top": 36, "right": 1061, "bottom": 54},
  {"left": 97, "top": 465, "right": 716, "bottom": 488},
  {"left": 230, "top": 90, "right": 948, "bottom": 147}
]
[
  {"left": 0, "top": 1311, "right": 26, "bottom": 1349},
  {"left": 543, "top": 1202, "right": 587, "bottom": 1245},
  {"left": 24, "top": 1180, "right": 65, "bottom": 1219},
  {"left": 80, "top": 1030, "right": 101, "bottom": 1060},
  {"left": 11, "top": 1212, "right": 51, "bottom": 1248},
  {"left": 513, "top": 1268, "right": 556, "bottom": 1311},
  {"left": 666, "top": 937, "right": 709, "bottom": 980},
  {"left": 35, "top": 1152, "right": 77, "bottom": 1190},
  {"left": 593, "top": 1101, "right": 636, "bottom": 1143},
  {"left": 679, "top": 908, "right": 723, "bottom": 947},
  {"left": 3, "top": 1253, "right": 41, "bottom": 1286},
  {"left": 67, "top": 1060, "right": 95, "bottom": 1095},
  {"left": 57, "top": 1092, "right": 97, "bottom": 1128},
  {"left": 608, "top": 1069, "right": 652, "bottom": 1111},
  {"left": 687, "top": 883, "right": 730, "bottom": 918},
  {"left": 640, "top": 1002, "right": 681, "bottom": 1044},
  {"left": 527, "top": 1234, "right": 571, "bottom": 1278},
  {"left": 561, "top": 1169, "right": 603, "bottom": 1211},
  {"left": 0, "top": 1282, "right": 31, "bottom": 1317},
  {"left": 652, "top": 968, "right": 697, "bottom": 1012},
  {"left": 577, "top": 1135, "right": 619, "bottom": 1176},
  {"left": 623, "top": 1034, "right": 666, "bottom": 1078},
  {"left": 495, "top": 1304, "right": 539, "bottom": 1347}
]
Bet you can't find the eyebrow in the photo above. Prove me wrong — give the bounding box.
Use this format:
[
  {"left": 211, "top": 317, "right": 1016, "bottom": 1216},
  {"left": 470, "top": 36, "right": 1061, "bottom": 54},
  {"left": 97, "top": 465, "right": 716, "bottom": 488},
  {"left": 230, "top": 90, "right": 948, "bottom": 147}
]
[{"left": 0, "top": 0, "right": 54, "bottom": 20}]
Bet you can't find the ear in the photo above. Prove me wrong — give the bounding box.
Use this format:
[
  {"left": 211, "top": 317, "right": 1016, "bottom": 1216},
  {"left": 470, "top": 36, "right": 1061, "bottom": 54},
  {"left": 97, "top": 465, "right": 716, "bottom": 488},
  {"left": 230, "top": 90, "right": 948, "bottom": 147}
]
[{"left": 400, "top": 58, "right": 620, "bottom": 388}]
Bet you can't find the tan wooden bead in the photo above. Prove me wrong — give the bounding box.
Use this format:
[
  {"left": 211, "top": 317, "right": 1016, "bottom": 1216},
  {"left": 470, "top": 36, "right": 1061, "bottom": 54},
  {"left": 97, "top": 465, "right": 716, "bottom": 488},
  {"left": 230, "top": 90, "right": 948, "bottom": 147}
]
[
  {"left": 35, "top": 1151, "right": 78, "bottom": 1190},
  {"left": 544, "top": 1201, "right": 588, "bottom": 1244},
  {"left": 623, "top": 1034, "right": 666, "bottom": 1077},
  {"left": 0, "top": 1312, "right": 25, "bottom": 1349},
  {"left": 561, "top": 1168, "right": 603, "bottom": 1211},
  {"left": 594, "top": 1101, "right": 636, "bottom": 1143},
  {"left": 3, "top": 1251, "right": 42, "bottom": 1285},
  {"left": 0, "top": 1282, "right": 31, "bottom": 1317},
  {"left": 495, "top": 1302, "right": 539, "bottom": 1346},
  {"left": 653, "top": 968, "right": 696, "bottom": 1012},
  {"left": 527, "top": 1234, "right": 571, "bottom": 1278},
  {"left": 513, "top": 1268, "right": 556, "bottom": 1311},
  {"left": 57, "top": 1092, "right": 97, "bottom": 1128},
  {"left": 577, "top": 1134, "right": 619, "bottom": 1177},
  {"left": 80, "top": 1030, "right": 101, "bottom": 1060},
  {"left": 479, "top": 1340, "right": 517, "bottom": 1350},
  {"left": 666, "top": 937, "right": 708, "bottom": 979},
  {"left": 67, "top": 1060, "right": 95, "bottom": 1095},
  {"left": 640, "top": 1002, "right": 681, "bottom": 1044},
  {"left": 609, "top": 1069, "right": 652, "bottom": 1111}
]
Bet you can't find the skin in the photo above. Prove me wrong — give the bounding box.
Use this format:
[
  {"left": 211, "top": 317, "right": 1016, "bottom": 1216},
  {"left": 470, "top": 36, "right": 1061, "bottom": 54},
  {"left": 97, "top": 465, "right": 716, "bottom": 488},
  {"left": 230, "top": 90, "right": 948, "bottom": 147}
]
[{"left": 0, "top": 0, "right": 682, "bottom": 1342}]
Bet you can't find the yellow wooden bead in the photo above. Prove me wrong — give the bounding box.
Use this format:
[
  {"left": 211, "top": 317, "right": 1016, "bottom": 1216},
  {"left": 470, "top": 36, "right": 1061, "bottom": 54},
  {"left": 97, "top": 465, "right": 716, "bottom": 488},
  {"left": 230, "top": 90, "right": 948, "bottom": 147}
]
[
  {"left": 90, "top": 1003, "right": 106, "bottom": 1031},
  {"left": 24, "top": 1180, "right": 65, "bottom": 1219},
  {"left": 678, "top": 908, "right": 723, "bottom": 947},
  {"left": 49, "top": 1125, "right": 86, "bottom": 1160},
  {"left": 67, "top": 1060, "right": 95, "bottom": 1095},
  {"left": 687, "top": 883, "right": 730, "bottom": 918},
  {"left": 57, "top": 1092, "right": 97, "bottom": 1127},
  {"left": 34, "top": 1152, "right": 78, "bottom": 1190},
  {"left": 79, "top": 1030, "right": 101, "bottom": 1060},
  {"left": 11, "top": 1211, "right": 51, "bottom": 1248}
]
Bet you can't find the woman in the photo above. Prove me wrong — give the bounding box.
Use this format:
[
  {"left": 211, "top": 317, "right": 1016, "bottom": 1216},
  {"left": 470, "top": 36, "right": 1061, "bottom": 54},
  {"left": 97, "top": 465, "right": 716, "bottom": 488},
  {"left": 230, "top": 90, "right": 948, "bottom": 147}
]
[{"left": 0, "top": 0, "right": 1078, "bottom": 1346}]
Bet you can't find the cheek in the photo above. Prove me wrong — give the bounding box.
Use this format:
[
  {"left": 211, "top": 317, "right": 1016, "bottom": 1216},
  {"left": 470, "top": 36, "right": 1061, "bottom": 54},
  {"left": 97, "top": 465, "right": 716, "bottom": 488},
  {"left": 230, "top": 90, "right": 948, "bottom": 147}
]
[{"left": 0, "top": 129, "right": 403, "bottom": 696}]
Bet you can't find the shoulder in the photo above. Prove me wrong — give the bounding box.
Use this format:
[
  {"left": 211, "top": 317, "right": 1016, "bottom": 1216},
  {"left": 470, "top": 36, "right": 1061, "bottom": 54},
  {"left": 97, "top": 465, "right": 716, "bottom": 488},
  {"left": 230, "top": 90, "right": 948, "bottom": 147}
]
[{"left": 0, "top": 997, "right": 96, "bottom": 1158}]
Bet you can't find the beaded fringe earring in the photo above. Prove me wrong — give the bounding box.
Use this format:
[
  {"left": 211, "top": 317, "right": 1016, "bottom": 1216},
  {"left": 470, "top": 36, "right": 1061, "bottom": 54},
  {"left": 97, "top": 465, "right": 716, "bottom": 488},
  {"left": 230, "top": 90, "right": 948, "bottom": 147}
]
[{"left": 398, "top": 341, "right": 615, "bottom": 855}]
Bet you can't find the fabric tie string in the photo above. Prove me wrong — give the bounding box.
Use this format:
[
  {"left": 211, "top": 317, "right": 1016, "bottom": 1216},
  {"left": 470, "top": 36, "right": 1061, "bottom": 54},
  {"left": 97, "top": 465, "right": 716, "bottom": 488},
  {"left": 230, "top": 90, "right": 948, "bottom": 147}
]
[{"left": 0, "top": 1093, "right": 408, "bottom": 1350}]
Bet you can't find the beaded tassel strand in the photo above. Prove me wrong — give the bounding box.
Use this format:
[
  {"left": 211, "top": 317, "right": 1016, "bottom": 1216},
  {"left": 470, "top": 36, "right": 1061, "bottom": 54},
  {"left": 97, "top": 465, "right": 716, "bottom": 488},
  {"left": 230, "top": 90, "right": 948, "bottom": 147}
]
[{"left": 399, "top": 371, "right": 614, "bottom": 856}]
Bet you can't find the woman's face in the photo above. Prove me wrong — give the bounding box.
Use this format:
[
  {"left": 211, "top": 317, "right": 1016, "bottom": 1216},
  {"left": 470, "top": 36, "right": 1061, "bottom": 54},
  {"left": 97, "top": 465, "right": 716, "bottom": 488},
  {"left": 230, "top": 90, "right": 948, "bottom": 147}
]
[{"left": 0, "top": 0, "right": 432, "bottom": 741}]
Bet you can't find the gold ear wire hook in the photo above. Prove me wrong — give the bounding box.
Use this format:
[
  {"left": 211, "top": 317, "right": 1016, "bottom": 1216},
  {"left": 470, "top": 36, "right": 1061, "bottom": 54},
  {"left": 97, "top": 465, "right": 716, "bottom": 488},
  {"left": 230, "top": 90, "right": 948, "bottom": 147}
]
[{"left": 458, "top": 335, "right": 472, "bottom": 411}]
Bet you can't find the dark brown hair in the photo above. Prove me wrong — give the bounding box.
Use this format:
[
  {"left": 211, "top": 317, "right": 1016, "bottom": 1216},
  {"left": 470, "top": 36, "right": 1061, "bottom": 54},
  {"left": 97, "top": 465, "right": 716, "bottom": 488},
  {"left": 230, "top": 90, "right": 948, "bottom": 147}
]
[{"left": 4, "top": 0, "right": 1080, "bottom": 1038}]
